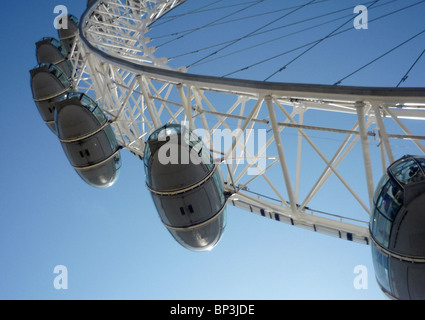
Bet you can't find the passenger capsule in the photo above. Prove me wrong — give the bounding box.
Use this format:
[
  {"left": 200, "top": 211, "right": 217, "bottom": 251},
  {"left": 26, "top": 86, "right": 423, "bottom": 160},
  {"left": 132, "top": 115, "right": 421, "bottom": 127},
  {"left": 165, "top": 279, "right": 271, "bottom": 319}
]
[
  {"left": 54, "top": 92, "right": 121, "bottom": 188},
  {"left": 57, "top": 15, "right": 79, "bottom": 54},
  {"left": 36, "top": 37, "right": 73, "bottom": 78},
  {"left": 30, "top": 63, "right": 72, "bottom": 133},
  {"left": 370, "top": 155, "right": 425, "bottom": 299},
  {"left": 144, "top": 124, "right": 227, "bottom": 251}
]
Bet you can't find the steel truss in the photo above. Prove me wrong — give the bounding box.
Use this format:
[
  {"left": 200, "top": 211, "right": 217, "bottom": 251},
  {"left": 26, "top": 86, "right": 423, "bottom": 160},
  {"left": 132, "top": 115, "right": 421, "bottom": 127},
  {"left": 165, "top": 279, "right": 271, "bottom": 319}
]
[{"left": 67, "top": 0, "right": 425, "bottom": 245}]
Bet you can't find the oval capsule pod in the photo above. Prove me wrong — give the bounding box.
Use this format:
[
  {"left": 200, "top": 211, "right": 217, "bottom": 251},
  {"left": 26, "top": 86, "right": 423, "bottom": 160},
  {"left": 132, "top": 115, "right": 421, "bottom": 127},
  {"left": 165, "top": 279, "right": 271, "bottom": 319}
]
[
  {"left": 144, "top": 124, "right": 227, "bottom": 251},
  {"left": 57, "top": 15, "right": 79, "bottom": 54},
  {"left": 370, "top": 155, "right": 425, "bottom": 299},
  {"left": 54, "top": 92, "right": 121, "bottom": 188},
  {"left": 29, "top": 63, "right": 72, "bottom": 134},
  {"left": 36, "top": 37, "right": 73, "bottom": 78}
]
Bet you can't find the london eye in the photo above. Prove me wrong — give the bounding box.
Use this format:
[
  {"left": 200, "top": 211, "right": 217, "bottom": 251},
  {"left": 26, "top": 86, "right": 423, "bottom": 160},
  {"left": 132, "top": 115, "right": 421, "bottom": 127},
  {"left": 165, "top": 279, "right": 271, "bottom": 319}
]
[{"left": 28, "top": 0, "right": 425, "bottom": 299}]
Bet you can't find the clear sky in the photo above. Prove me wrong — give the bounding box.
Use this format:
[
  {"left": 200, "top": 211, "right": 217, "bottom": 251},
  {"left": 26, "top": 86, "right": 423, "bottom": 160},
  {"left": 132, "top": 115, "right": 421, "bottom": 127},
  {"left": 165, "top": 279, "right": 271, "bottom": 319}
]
[{"left": 0, "top": 0, "right": 424, "bottom": 300}]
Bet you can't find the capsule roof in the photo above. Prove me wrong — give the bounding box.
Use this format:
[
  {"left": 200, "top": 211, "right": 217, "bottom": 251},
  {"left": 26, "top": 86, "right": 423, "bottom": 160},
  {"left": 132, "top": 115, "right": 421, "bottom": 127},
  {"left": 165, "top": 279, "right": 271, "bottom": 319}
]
[
  {"left": 36, "top": 37, "right": 68, "bottom": 62},
  {"left": 144, "top": 124, "right": 214, "bottom": 191},
  {"left": 30, "top": 63, "right": 71, "bottom": 101},
  {"left": 57, "top": 14, "right": 80, "bottom": 53},
  {"left": 371, "top": 155, "right": 425, "bottom": 254},
  {"left": 30, "top": 63, "right": 72, "bottom": 134},
  {"left": 36, "top": 37, "right": 73, "bottom": 78},
  {"left": 372, "top": 155, "right": 425, "bottom": 221},
  {"left": 55, "top": 91, "right": 107, "bottom": 139},
  {"left": 370, "top": 156, "right": 425, "bottom": 299}
]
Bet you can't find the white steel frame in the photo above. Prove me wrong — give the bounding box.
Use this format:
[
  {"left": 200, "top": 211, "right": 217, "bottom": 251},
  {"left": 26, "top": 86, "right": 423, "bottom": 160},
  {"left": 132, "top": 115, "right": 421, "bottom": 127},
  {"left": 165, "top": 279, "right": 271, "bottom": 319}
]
[{"left": 67, "top": 0, "right": 425, "bottom": 245}]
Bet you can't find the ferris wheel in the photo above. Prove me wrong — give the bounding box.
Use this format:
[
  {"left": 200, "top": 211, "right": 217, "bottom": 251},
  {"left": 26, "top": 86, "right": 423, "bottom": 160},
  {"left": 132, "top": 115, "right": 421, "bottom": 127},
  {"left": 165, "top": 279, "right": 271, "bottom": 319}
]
[{"left": 30, "top": 0, "right": 425, "bottom": 300}]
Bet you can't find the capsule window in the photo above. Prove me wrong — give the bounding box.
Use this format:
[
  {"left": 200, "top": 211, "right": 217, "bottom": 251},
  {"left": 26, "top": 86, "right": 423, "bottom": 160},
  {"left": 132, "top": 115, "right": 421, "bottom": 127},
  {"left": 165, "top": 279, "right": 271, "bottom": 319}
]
[
  {"left": 371, "top": 246, "right": 391, "bottom": 294},
  {"left": 374, "top": 173, "right": 390, "bottom": 204},
  {"left": 180, "top": 207, "right": 185, "bottom": 215},
  {"left": 390, "top": 158, "right": 421, "bottom": 185},
  {"left": 188, "top": 205, "right": 194, "bottom": 213},
  {"left": 418, "top": 158, "right": 425, "bottom": 172},
  {"left": 371, "top": 207, "right": 392, "bottom": 248},
  {"left": 375, "top": 178, "right": 403, "bottom": 221}
]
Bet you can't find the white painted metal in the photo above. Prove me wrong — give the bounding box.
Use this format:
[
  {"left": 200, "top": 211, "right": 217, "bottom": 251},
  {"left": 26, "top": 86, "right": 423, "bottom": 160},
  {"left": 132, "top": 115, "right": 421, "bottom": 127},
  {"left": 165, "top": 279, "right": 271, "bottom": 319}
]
[
  {"left": 66, "top": 0, "right": 425, "bottom": 245},
  {"left": 355, "top": 101, "right": 375, "bottom": 209}
]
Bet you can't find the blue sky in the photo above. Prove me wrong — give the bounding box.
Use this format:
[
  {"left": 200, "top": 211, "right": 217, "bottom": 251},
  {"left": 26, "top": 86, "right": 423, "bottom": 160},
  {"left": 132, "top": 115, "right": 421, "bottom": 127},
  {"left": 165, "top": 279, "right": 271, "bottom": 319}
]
[{"left": 0, "top": 0, "right": 424, "bottom": 300}]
